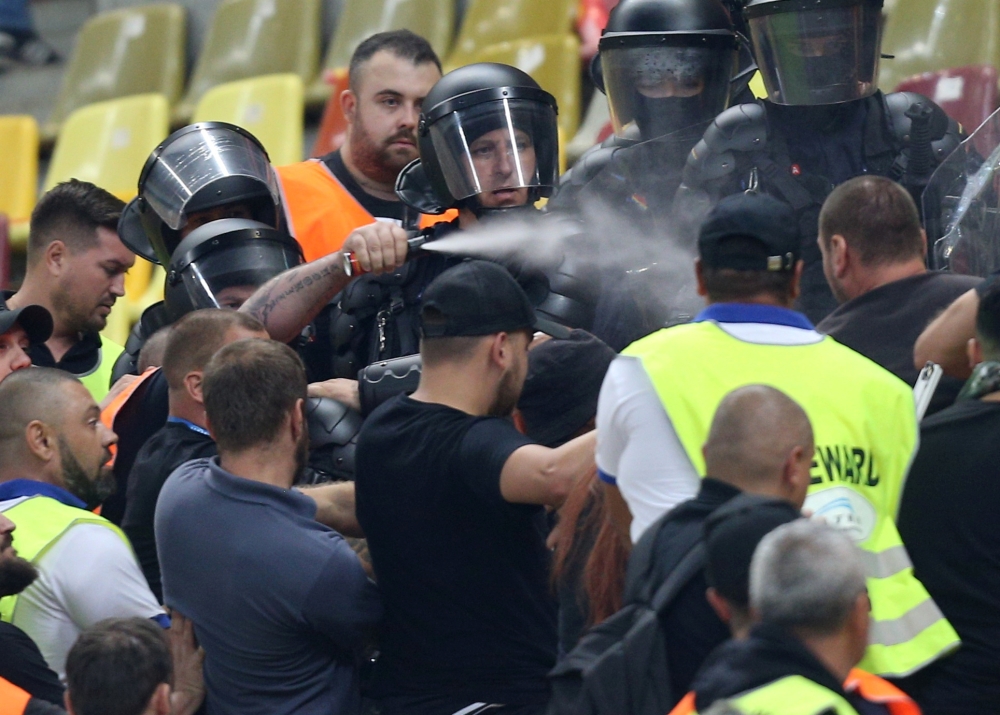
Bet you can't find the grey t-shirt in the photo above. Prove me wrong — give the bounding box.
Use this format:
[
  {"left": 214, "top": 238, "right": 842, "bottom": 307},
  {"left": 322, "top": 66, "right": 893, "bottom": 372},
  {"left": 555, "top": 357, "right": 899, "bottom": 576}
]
[{"left": 155, "top": 458, "right": 381, "bottom": 715}]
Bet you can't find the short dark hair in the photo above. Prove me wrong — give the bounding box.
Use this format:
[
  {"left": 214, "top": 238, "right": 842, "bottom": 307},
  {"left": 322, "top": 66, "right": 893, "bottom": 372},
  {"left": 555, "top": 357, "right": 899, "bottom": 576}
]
[
  {"left": 202, "top": 338, "right": 307, "bottom": 452},
  {"left": 28, "top": 180, "right": 125, "bottom": 264},
  {"left": 348, "top": 30, "right": 442, "bottom": 91},
  {"left": 818, "top": 176, "right": 924, "bottom": 266},
  {"left": 65, "top": 618, "right": 172, "bottom": 715},
  {"left": 701, "top": 259, "right": 797, "bottom": 305},
  {"left": 977, "top": 281, "right": 1000, "bottom": 360},
  {"left": 162, "top": 309, "right": 266, "bottom": 391}
]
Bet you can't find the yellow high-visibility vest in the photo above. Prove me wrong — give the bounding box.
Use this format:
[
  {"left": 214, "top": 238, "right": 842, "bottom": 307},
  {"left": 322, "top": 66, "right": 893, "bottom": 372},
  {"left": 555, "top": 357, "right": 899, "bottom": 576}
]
[
  {"left": 623, "top": 320, "right": 960, "bottom": 677},
  {"left": 78, "top": 339, "right": 124, "bottom": 402},
  {"left": 697, "top": 675, "right": 860, "bottom": 715},
  {"left": 0, "top": 495, "right": 130, "bottom": 624}
]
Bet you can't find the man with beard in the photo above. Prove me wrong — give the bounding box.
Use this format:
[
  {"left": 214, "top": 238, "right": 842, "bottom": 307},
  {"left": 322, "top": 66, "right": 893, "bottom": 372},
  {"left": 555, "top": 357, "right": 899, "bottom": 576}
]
[
  {"left": 0, "top": 368, "right": 165, "bottom": 681},
  {"left": 2, "top": 180, "right": 135, "bottom": 400},
  {"left": 355, "top": 261, "right": 595, "bottom": 715},
  {"left": 155, "top": 338, "right": 381, "bottom": 715},
  {"left": 0, "top": 512, "right": 65, "bottom": 708},
  {"left": 275, "top": 30, "right": 455, "bottom": 262}
]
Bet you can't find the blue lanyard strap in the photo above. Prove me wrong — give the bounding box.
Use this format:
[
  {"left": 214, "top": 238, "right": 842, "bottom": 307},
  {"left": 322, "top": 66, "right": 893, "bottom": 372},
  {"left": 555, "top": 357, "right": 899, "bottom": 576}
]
[{"left": 166, "top": 417, "right": 211, "bottom": 437}]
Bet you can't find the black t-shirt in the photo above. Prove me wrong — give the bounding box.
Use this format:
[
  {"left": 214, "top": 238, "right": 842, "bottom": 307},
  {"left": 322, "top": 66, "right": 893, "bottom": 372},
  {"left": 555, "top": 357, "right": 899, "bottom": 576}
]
[
  {"left": 321, "top": 149, "right": 408, "bottom": 223},
  {"left": 355, "top": 395, "right": 557, "bottom": 705},
  {"left": 896, "top": 399, "right": 1000, "bottom": 712},
  {"left": 0, "top": 621, "right": 64, "bottom": 705},
  {"left": 0, "top": 291, "right": 103, "bottom": 378},
  {"left": 122, "top": 420, "right": 217, "bottom": 602},
  {"left": 817, "top": 272, "right": 981, "bottom": 416}
]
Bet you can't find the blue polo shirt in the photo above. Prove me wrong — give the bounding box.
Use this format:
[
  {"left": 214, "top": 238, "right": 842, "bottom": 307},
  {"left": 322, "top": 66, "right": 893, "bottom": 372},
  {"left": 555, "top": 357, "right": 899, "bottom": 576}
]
[{"left": 155, "top": 458, "right": 381, "bottom": 715}]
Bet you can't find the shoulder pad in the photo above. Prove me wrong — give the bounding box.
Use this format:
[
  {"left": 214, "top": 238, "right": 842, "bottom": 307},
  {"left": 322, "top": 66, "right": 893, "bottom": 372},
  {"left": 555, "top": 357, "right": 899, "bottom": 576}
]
[
  {"left": 303, "top": 397, "right": 364, "bottom": 483},
  {"left": 883, "top": 91, "right": 962, "bottom": 162},
  {"left": 683, "top": 102, "right": 768, "bottom": 187}
]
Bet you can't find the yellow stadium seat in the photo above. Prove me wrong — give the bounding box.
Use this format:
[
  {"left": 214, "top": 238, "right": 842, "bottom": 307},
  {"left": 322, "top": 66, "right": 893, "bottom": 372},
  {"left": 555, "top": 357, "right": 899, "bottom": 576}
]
[
  {"left": 0, "top": 116, "right": 39, "bottom": 250},
  {"left": 193, "top": 74, "right": 304, "bottom": 165},
  {"left": 878, "top": 0, "right": 1000, "bottom": 93},
  {"left": 446, "top": 0, "right": 577, "bottom": 69},
  {"left": 174, "top": 0, "right": 321, "bottom": 124},
  {"left": 462, "top": 34, "right": 582, "bottom": 139},
  {"left": 306, "top": 0, "right": 455, "bottom": 106},
  {"left": 42, "top": 4, "right": 186, "bottom": 143},
  {"left": 44, "top": 94, "right": 171, "bottom": 201}
]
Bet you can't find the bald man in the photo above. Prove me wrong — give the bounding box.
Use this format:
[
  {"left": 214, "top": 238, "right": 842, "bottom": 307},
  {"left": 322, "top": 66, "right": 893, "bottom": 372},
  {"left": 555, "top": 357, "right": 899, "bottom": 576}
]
[
  {"left": 0, "top": 369, "right": 164, "bottom": 680},
  {"left": 624, "top": 385, "right": 814, "bottom": 707}
]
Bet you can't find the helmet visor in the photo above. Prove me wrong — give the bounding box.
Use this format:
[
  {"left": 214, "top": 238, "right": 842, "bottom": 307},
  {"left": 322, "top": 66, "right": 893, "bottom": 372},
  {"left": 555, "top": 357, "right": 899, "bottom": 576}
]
[
  {"left": 601, "top": 41, "right": 736, "bottom": 139},
  {"left": 748, "top": 1, "right": 882, "bottom": 105},
  {"left": 142, "top": 126, "right": 280, "bottom": 231},
  {"left": 175, "top": 239, "right": 302, "bottom": 311},
  {"left": 427, "top": 98, "right": 559, "bottom": 203}
]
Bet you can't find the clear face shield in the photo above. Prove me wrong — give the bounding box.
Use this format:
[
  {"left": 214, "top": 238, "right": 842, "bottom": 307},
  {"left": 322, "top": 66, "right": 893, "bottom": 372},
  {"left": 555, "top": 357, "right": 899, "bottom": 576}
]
[
  {"left": 748, "top": 0, "right": 882, "bottom": 106},
  {"left": 601, "top": 39, "right": 736, "bottom": 140},
  {"left": 140, "top": 126, "right": 280, "bottom": 232},
  {"left": 427, "top": 98, "right": 559, "bottom": 206}
]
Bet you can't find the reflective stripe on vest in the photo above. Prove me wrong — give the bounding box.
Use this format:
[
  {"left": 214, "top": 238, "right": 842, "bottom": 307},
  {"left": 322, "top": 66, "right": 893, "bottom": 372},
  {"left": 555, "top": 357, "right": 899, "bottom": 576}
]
[
  {"left": 78, "top": 339, "right": 125, "bottom": 402},
  {"left": 713, "top": 676, "right": 860, "bottom": 715},
  {"left": 0, "top": 496, "right": 131, "bottom": 623},
  {"left": 275, "top": 160, "right": 456, "bottom": 262},
  {"left": 844, "top": 669, "right": 921, "bottom": 715},
  {"left": 0, "top": 677, "right": 30, "bottom": 715},
  {"left": 622, "top": 322, "right": 960, "bottom": 677}
]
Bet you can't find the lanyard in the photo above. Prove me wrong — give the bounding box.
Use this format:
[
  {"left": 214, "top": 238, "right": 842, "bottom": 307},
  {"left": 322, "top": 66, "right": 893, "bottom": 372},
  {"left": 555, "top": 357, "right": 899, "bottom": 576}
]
[{"left": 166, "top": 417, "right": 211, "bottom": 437}]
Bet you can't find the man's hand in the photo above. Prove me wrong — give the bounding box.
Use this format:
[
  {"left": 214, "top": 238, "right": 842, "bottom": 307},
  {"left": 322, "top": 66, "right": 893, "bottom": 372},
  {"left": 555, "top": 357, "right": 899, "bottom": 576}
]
[
  {"left": 167, "top": 610, "right": 205, "bottom": 715},
  {"left": 342, "top": 223, "right": 410, "bottom": 276},
  {"left": 298, "top": 481, "right": 363, "bottom": 537},
  {"left": 308, "top": 379, "right": 361, "bottom": 411}
]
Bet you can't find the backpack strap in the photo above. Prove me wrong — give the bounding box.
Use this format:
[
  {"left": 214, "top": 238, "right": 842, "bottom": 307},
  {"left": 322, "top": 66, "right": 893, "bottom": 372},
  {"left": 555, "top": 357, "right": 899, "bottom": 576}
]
[{"left": 650, "top": 542, "right": 707, "bottom": 613}]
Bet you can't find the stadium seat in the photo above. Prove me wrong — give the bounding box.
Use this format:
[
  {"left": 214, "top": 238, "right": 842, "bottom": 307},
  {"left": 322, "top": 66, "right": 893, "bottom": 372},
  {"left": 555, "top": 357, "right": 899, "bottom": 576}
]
[
  {"left": 173, "top": 0, "right": 321, "bottom": 124},
  {"left": 306, "top": 0, "right": 455, "bottom": 107},
  {"left": 193, "top": 74, "right": 305, "bottom": 165},
  {"left": 44, "top": 94, "right": 171, "bottom": 201},
  {"left": 446, "top": 0, "right": 577, "bottom": 69},
  {"left": 0, "top": 115, "right": 39, "bottom": 251},
  {"left": 463, "top": 34, "right": 583, "bottom": 140},
  {"left": 879, "top": 0, "right": 1000, "bottom": 95},
  {"left": 310, "top": 70, "right": 351, "bottom": 157},
  {"left": 895, "top": 65, "right": 999, "bottom": 136},
  {"left": 42, "top": 4, "right": 186, "bottom": 143}
]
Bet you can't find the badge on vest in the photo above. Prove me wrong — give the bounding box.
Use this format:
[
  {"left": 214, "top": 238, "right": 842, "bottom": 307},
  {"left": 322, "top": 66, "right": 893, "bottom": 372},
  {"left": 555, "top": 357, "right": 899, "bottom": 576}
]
[{"left": 805, "top": 487, "right": 877, "bottom": 543}]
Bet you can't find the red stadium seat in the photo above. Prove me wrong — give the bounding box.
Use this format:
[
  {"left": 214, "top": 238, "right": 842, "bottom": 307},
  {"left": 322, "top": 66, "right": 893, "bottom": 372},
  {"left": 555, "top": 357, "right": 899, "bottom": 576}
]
[
  {"left": 895, "top": 65, "right": 999, "bottom": 136},
  {"left": 310, "top": 69, "right": 350, "bottom": 158}
]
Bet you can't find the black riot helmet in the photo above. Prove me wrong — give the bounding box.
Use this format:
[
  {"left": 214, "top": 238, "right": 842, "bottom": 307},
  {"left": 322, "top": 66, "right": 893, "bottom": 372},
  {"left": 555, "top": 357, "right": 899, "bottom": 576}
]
[
  {"left": 745, "top": 0, "right": 884, "bottom": 106},
  {"left": 596, "top": 0, "right": 740, "bottom": 142},
  {"left": 137, "top": 122, "right": 283, "bottom": 266},
  {"left": 164, "top": 218, "right": 303, "bottom": 321},
  {"left": 408, "top": 63, "right": 560, "bottom": 216}
]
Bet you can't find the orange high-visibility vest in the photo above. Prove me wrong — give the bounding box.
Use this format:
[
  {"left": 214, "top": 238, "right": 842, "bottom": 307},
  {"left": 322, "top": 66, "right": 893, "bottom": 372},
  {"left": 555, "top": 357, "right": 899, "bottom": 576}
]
[
  {"left": 99, "top": 367, "right": 160, "bottom": 466},
  {"left": 0, "top": 677, "right": 31, "bottom": 715},
  {"left": 275, "top": 159, "right": 456, "bottom": 262},
  {"left": 667, "top": 669, "right": 921, "bottom": 715}
]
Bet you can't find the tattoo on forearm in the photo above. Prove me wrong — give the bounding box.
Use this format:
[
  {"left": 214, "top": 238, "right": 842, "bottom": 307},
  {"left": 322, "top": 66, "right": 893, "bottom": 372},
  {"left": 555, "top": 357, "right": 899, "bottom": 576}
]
[{"left": 243, "top": 261, "right": 339, "bottom": 326}]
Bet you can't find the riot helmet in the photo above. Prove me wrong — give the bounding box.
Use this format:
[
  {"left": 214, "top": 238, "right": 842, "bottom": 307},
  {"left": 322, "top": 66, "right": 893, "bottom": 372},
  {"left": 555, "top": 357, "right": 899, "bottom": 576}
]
[
  {"left": 412, "top": 63, "right": 560, "bottom": 216},
  {"left": 164, "top": 218, "right": 303, "bottom": 321},
  {"left": 745, "top": 0, "right": 883, "bottom": 106},
  {"left": 596, "top": 0, "right": 740, "bottom": 142},
  {"left": 137, "top": 122, "right": 282, "bottom": 266}
]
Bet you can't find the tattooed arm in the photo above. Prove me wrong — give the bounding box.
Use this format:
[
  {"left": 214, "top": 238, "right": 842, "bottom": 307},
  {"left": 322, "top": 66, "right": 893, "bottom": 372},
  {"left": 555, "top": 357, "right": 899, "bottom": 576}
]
[{"left": 241, "top": 222, "right": 410, "bottom": 343}]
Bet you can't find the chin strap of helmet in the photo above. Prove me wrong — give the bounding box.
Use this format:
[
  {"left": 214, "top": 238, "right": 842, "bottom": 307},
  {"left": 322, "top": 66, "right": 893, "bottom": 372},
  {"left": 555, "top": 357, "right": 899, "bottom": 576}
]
[{"left": 461, "top": 190, "right": 545, "bottom": 220}]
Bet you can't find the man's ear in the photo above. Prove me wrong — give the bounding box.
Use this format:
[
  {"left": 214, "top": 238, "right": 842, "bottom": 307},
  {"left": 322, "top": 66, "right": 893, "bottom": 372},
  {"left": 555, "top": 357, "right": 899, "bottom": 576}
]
[
  {"left": 829, "top": 234, "right": 851, "bottom": 278},
  {"left": 184, "top": 370, "right": 205, "bottom": 405},
  {"left": 790, "top": 260, "right": 804, "bottom": 302},
  {"left": 489, "top": 332, "right": 510, "bottom": 370},
  {"left": 968, "top": 337, "right": 984, "bottom": 371},
  {"left": 920, "top": 228, "right": 928, "bottom": 263},
  {"left": 150, "top": 682, "right": 172, "bottom": 715},
  {"left": 64, "top": 690, "right": 76, "bottom": 715},
  {"left": 706, "top": 587, "right": 732, "bottom": 626},
  {"left": 45, "top": 240, "right": 68, "bottom": 276},
  {"left": 290, "top": 398, "right": 306, "bottom": 443},
  {"left": 695, "top": 258, "right": 708, "bottom": 298},
  {"left": 341, "top": 88, "right": 357, "bottom": 125},
  {"left": 24, "top": 420, "right": 57, "bottom": 462}
]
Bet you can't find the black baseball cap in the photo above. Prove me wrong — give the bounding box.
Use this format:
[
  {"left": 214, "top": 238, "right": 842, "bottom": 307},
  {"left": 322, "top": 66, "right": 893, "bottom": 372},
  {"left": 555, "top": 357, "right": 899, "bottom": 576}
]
[
  {"left": 421, "top": 260, "right": 571, "bottom": 339},
  {"left": 703, "top": 494, "right": 802, "bottom": 607},
  {"left": 698, "top": 193, "right": 801, "bottom": 272},
  {"left": 0, "top": 305, "right": 53, "bottom": 344},
  {"left": 518, "top": 330, "right": 616, "bottom": 447}
]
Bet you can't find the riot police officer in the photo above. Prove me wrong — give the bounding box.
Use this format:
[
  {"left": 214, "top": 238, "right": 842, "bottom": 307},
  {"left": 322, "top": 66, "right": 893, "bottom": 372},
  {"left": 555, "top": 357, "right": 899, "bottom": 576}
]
[
  {"left": 241, "top": 62, "right": 568, "bottom": 399},
  {"left": 551, "top": 0, "right": 745, "bottom": 211},
  {"left": 677, "top": 0, "right": 963, "bottom": 322}
]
